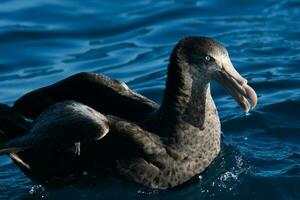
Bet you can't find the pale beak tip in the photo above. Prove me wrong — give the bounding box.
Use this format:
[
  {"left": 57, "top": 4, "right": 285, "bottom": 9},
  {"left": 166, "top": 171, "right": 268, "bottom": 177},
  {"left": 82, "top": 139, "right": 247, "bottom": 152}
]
[{"left": 244, "top": 83, "right": 257, "bottom": 110}]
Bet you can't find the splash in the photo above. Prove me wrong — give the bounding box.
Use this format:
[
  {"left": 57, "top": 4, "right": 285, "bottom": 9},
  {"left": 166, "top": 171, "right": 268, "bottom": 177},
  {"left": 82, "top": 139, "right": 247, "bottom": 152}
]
[{"left": 28, "top": 185, "right": 47, "bottom": 199}]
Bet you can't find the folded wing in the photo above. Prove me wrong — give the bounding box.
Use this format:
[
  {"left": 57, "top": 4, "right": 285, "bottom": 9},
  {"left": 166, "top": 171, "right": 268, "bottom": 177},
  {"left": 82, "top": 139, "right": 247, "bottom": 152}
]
[{"left": 14, "top": 72, "right": 159, "bottom": 121}]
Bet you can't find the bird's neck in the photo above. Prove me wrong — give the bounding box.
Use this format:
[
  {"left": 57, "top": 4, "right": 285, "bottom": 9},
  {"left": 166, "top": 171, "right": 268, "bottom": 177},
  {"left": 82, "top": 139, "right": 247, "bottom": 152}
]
[{"left": 158, "top": 55, "right": 214, "bottom": 139}]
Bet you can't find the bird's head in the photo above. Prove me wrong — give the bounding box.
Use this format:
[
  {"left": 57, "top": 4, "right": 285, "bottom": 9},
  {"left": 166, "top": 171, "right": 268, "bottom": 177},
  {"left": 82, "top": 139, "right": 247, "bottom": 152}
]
[{"left": 174, "top": 36, "right": 257, "bottom": 112}]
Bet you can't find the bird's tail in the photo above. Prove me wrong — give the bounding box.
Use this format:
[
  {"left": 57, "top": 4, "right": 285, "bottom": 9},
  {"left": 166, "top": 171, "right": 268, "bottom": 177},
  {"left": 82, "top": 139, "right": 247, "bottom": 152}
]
[
  {"left": 0, "top": 134, "right": 30, "bottom": 155},
  {"left": 0, "top": 103, "right": 31, "bottom": 154},
  {"left": 0, "top": 146, "right": 27, "bottom": 155}
]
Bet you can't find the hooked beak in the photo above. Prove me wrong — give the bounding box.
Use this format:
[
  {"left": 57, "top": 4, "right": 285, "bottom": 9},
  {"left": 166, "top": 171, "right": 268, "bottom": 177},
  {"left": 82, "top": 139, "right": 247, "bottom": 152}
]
[{"left": 213, "top": 59, "right": 257, "bottom": 112}]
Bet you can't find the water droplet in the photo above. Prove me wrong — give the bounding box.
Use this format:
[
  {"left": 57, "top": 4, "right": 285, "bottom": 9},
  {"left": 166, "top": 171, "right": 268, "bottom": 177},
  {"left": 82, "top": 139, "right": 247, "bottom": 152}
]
[
  {"left": 29, "top": 185, "right": 47, "bottom": 199},
  {"left": 82, "top": 171, "right": 89, "bottom": 176},
  {"left": 245, "top": 112, "right": 251, "bottom": 117}
]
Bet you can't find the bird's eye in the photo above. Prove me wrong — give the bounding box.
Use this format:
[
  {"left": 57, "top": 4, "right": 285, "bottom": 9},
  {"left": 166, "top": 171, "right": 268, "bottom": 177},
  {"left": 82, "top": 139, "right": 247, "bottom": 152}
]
[{"left": 205, "top": 55, "right": 211, "bottom": 62}]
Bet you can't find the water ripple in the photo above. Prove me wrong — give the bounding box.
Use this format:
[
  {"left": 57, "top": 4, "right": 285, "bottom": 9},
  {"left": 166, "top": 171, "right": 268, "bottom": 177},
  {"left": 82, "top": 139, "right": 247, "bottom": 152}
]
[{"left": 0, "top": 0, "right": 299, "bottom": 199}]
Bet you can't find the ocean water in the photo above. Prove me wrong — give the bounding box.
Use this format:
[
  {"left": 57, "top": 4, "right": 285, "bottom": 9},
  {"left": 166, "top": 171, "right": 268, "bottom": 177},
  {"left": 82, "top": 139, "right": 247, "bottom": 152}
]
[{"left": 0, "top": 0, "right": 299, "bottom": 199}]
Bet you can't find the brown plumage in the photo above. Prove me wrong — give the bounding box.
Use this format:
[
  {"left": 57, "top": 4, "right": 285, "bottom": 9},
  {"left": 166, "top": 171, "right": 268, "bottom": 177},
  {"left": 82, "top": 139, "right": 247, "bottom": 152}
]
[{"left": 0, "top": 36, "right": 257, "bottom": 189}]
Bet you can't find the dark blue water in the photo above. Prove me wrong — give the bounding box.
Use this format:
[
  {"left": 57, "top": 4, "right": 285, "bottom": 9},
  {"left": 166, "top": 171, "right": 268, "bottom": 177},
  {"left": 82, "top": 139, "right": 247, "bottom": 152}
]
[{"left": 0, "top": 0, "right": 299, "bottom": 199}]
